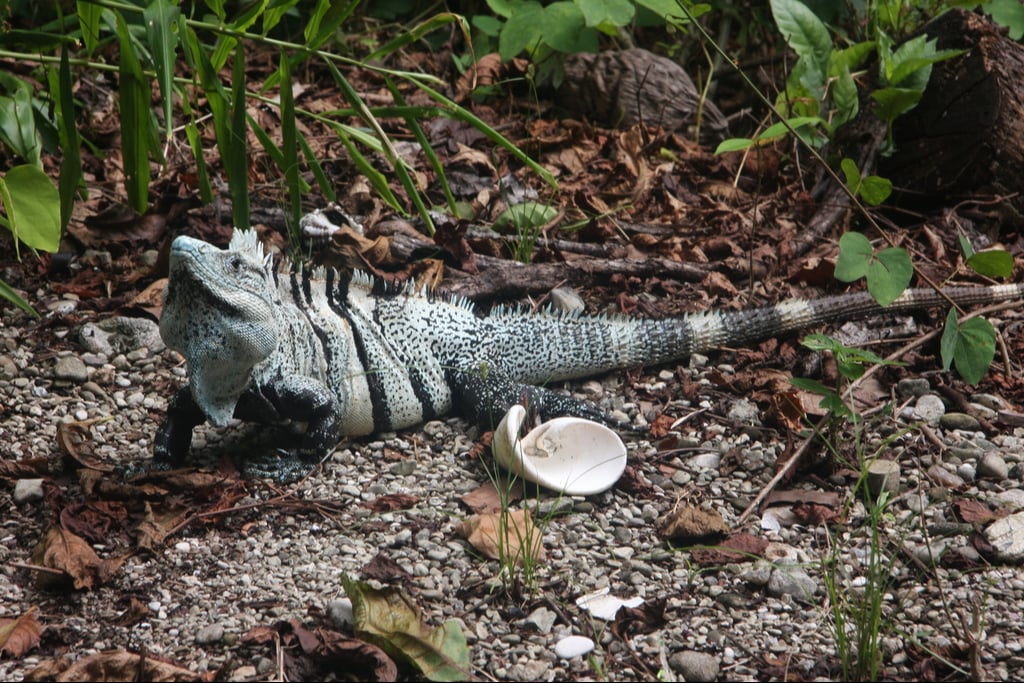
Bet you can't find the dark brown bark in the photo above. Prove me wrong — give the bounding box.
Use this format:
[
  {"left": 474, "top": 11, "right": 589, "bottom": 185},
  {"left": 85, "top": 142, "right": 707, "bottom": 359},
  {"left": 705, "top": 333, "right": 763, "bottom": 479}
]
[{"left": 881, "top": 9, "right": 1024, "bottom": 229}]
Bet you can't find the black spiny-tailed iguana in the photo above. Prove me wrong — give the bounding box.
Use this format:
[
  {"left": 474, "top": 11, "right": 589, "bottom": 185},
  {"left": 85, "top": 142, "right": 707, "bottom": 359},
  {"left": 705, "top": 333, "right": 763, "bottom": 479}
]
[{"left": 154, "top": 226, "right": 1024, "bottom": 477}]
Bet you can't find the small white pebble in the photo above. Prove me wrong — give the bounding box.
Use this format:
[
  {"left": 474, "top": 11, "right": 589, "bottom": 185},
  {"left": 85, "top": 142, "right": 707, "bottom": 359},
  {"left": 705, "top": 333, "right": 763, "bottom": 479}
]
[
  {"left": 554, "top": 635, "right": 595, "bottom": 659},
  {"left": 174, "top": 542, "right": 191, "bottom": 553}
]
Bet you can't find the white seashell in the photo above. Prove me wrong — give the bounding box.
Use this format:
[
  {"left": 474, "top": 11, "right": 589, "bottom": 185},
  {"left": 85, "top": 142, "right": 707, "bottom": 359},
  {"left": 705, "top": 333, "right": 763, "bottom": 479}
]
[{"left": 492, "top": 404, "right": 627, "bottom": 495}]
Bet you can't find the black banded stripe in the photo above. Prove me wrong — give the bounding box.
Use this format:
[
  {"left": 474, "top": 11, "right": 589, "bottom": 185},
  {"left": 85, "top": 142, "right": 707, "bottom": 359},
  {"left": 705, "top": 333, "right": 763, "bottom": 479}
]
[{"left": 324, "top": 268, "right": 392, "bottom": 432}]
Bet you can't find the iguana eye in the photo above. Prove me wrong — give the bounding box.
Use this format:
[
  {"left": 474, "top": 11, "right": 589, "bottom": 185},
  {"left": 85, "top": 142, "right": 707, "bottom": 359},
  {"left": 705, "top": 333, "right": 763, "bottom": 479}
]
[{"left": 229, "top": 255, "right": 243, "bottom": 271}]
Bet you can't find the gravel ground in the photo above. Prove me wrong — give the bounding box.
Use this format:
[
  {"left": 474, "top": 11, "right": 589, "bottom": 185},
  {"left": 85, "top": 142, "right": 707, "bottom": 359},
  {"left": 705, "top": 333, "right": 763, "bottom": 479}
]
[{"left": 3, "top": 292, "right": 1024, "bottom": 681}]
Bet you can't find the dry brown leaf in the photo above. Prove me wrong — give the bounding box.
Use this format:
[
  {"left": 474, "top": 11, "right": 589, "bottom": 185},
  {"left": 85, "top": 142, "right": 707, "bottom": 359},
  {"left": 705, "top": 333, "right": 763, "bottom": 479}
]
[
  {"left": 363, "top": 493, "right": 420, "bottom": 513},
  {"left": 136, "top": 501, "right": 189, "bottom": 551},
  {"left": 459, "top": 481, "right": 522, "bottom": 514},
  {"left": 30, "top": 527, "right": 126, "bottom": 590},
  {"left": 690, "top": 532, "right": 769, "bottom": 566},
  {"left": 657, "top": 504, "right": 729, "bottom": 541},
  {"left": 56, "top": 419, "right": 115, "bottom": 472},
  {"left": 0, "top": 607, "right": 42, "bottom": 658},
  {"left": 28, "top": 650, "right": 199, "bottom": 682},
  {"left": 456, "top": 510, "right": 544, "bottom": 565}
]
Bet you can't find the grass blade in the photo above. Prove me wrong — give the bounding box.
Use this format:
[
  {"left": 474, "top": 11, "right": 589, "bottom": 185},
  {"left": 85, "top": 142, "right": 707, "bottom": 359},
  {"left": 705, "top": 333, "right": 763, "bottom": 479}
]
[
  {"left": 143, "top": 0, "right": 181, "bottom": 143},
  {"left": 278, "top": 53, "right": 301, "bottom": 243},
  {"left": 53, "top": 44, "right": 83, "bottom": 232},
  {"left": 115, "top": 11, "right": 152, "bottom": 212}
]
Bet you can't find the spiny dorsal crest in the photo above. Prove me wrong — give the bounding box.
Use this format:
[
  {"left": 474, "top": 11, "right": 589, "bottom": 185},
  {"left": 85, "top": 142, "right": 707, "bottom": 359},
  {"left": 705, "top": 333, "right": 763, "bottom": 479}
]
[{"left": 228, "top": 228, "right": 274, "bottom": 272}]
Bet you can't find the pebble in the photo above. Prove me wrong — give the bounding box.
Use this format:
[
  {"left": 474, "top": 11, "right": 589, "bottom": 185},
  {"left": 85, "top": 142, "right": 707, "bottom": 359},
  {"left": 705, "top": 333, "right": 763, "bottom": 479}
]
[
  {"left": 13, "top": 479, "right": 44, "bottom": 505},
  {"left": 554, "top": 635, "right": 595, "bottom": 659},
  {"left": 53, "top": 355, "right": 88, "bottom": 382},
  {"left": 194, "top": 624, "right": 224, "bottom": 645},
  {"left": 327, "top": 598, "right": 354, "bottom": 629},
  {"left": 940, "top": 412, "right": 982, "bottom": 431},
  {"left": 912, "top": 394, "right": 946, "bottom": 423},
  {"left": 669, "top": 650, "right": 720, "bottom": 682},
  {"left": 978, "top": 453, "right": 1009, "bottom": 480},
  {"left": 523, "top": 606, "right": 556, "bottom": 633},
  {"left": 767, "top": 567, "right": 817, "bottom": 601}
]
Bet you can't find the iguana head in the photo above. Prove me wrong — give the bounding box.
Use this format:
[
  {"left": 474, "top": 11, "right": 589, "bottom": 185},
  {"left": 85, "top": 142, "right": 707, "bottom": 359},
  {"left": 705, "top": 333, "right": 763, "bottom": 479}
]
[{"left": 160, "top": 230, "right": 280, "bottom": 426}]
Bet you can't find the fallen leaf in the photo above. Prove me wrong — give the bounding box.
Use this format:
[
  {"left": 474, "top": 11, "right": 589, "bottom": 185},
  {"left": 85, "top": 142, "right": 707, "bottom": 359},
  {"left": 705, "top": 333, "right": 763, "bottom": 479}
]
[
  {"left": 56, "top": 419, "right": 115, "bottom": 472},
  {"left": 0, "top": 607, "right": 42, "bottom": 658},
  {"left": 27, "top": 650, "right": 199, "bottom": 682},
  {"left": 657, "top": 504, "right": 729, "bottom": 541},
  {"left": 362, "top": 553, "right": 412, "bottom": 583},
  {"left": 136, "top": 501, "right": 189, "bottom": 550},
  {"left": 456, "top": 509, "right": 544, "bottom": 566},
  {"left": 953, "top": 499, "right": 1003, "bottom": 524},
  {"left": 341, "top": 574, "right": 471, "bottom": 681},
  {"left": 29, "top": 527, "right": 126, "bottom": 590},
  {"left": 363, "top": 494, "right": 420, "bottom": 513},
  {"left": 690, "top": 532, "right": 769, "bottom": 566}
]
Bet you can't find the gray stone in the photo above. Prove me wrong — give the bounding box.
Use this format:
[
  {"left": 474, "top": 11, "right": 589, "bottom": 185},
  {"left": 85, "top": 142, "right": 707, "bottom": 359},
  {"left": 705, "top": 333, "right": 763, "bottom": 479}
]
[
  {"left": 726, "top": 398, "right": 761, "bottom": 425},
  {"left": 978, "top": 453, "right": 1009, "bottom": 480},
  {"left": 984, "top": 511, "right": 1024, "bottom": 562},
  {"left": 554, "top": 635, "right": 594, "bottom": 658},
  {"left": 79, "top": 316, "right": 164, "bottom": 355},
  {"left": 548, "top": 286, "right": 586, "bottom": 314},
  {"left": 194, "top": 623, "right": 224, "bottom": 645},
  {"left": 897, "top": 378, "right": 930, "bottom": 398},
  {"left": 940, "top": 412, "right": 982, "bottom": 432},
  {"left": 53, "top": 355, "right": 88, "bottom": 382},
  {"left": 912, "top": 394, "right": 946, "bottom": 423},
  {"left": 523, "top": 606, "right": 557, "bottom": 633},
  {"left": 767, "top": 567, "right": 817, "bottom": 601},
  {"left": 669, "top": 650, "right": 720, "bottom": 682}
]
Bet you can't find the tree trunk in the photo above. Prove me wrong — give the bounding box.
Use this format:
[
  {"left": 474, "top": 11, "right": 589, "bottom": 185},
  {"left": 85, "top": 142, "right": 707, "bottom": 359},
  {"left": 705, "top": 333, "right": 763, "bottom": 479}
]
[{"left": 880, "top": 9, "right": 1024, "bottom": 230}]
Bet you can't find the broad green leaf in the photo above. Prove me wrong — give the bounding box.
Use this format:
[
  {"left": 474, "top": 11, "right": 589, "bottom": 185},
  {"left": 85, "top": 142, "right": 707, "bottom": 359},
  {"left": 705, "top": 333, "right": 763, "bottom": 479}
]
[
  {"left": 52, "top": 46, "right": 83, "bottom": 232},
  {"left": 830, "top": 66, "right": 858, "bottom": 126},
  {"left": 866, "top": 247, "right": 912, "bottom": 306},
  {"left": 770, "top": 0, "right": 832, "bottom": 70},
  {"left": 341, "top": 575, "right": 470, "bottom": 681},
  {"left": 966, "top": 250, "right": 1014, "bottom": 278},
  {"left": 941, "top": 310, "right": 996, "bottom": 384},
  {"left": 577, "top": 0, "right": 635, "bottom": 28},
  {"left": 144, "top": 0, "right": 180, "bottom": 142},
  {"left": 0, "top": 83, "right": 41, "bottom": 166},
  {"left": 985, "top": 0, "right": 1024, "bottom": 39},
  {"left": 0, "top": 279, "right": 38, "bottom": 318},
  {"left": 834, "top": 231, "right": 872, "bottom": 282},
  {"left": 757, "top": 115, "right": 823, "bottom": 142},
  {"left": 492, "top": 202, "right": 558, "bottom": 232},
  {"left": 0, "top": 164, "right": 61, "bottom": 253},
  {"left": 541, "top": 2, "right": 587, "bottom": 53},
  {"left": 871, "top": 86, "right": 922, "bottom": 123},
  {"left": 840, "top": 158, "right": 861, "bottom": 190},
  {"left": 714, "top": 137, "right": 755, "bottom": 154},
  {"left": 636, "top": 0, "right": 698, "bottom": 21},
  {"left": 498, "top": 2, "right": 544, "bottom": 60},
  {"left": 859, "top": 175, "right": 892, "bottom": 206},
  {"left": 76, "top": 0, "right": 102, "bottom": 54},
  {"left": 115, "top": 13, "right": 152, "bottom": 212},
  {"left": 829, "top": 40, "right": 875, "bottom": 73}
]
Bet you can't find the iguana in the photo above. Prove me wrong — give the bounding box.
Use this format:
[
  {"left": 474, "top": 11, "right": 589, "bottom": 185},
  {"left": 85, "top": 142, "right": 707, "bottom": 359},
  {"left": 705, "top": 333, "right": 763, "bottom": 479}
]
[{"left": 155, "top": 226, "right": 1024, "bottom": 478}]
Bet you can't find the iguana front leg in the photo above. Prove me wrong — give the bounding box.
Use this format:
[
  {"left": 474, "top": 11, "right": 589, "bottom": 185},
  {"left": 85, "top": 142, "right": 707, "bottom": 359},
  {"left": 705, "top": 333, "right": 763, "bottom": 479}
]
[{"left": 154, "top": 386, "right": 207, "bottom": 465}]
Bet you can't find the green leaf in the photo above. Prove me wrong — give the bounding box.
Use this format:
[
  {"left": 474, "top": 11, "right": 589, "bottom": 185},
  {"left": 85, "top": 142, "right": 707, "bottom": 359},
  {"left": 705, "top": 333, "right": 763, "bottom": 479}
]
[
  {"left": 829, "top": 40, "right": 875, "bottom": 73},
  {"left": 957, "top": 233, "right": 974, "bottom": 259},
  {"left": 262, "top": 0, "right": 298, "bottom": 34},
  {"left": 859, "top": 175, "right": 892, "bottom": 206},
  {"left": 770, "top": 0, "right": 832, "bottom": 70},
  {"left": 984, "top": 0, "right": 1024, "bottom": 40},
  {"left": 757, "top": 115, "right": 823, "bottom": 142},
  {"left": 498, "top": 2, "right": 544, "bottom": 60},
  {"left": 866, "top": 247, "right": 912, "bottom": 306},
  {"left": 834, "top": 231, "right": 872, "bottom": 282},
  {"left": 714, "top": 137, "right": 754, "bottom": 154},
  {"left": 0, "top": 278, "right": 39, "bottom": 318},
  {"left": 541, "top": 2, "right": 587, "bottom": 53},
  {"left": 341, "top": 575, "right": 470, "bottom": 681},
  {"left": 830, "top": 65, "right": 858, "bottom": 126},
  {"left": 576, "top": 0, "right": 635, "bottom": 28},
  {"left": 0, "top": 82, "right": 41, "bottom": 166},
  {"left": 53, "top": 46, "right": 83, "bottom": 232},
  {"left": 0, "top": 164, "right": 61, "bottom": 253},
  {"left": 966, "top": 249, "right": 1014, "bottom": 278},
  {"left": 871, "top": 86, "right": 923, "bottom": 124},
  {"left": 840, "top": 158, "right": 861, "bottom": 190},
  {"left": 941, "top": 309, "right": 996, "bottom": 384},
  {"left": 278, "top": 55, "right": 301, "bottom": 239},
  {"left": 636, "top": 0, "right": 702, "bottom": 21},
  {"left": 76, "top": 0, "right": 102, "bottom": 54},
  {"left": 304, "top": 0, "right": 359, "bottom": 48},
  {"left": 115, "top": 13, "right": 153, "bottom": 212},
  {"left": 143, "top": 0, "right": 181, "bottom": 142},
  {"left": 492, "top": 202, "right": 558, "bottom": 232}
]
